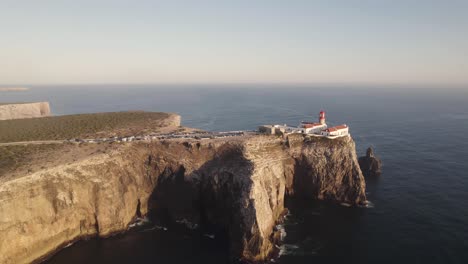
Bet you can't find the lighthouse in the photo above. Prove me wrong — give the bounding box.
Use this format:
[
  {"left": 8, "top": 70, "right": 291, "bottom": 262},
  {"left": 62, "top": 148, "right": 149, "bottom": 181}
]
[{"left": 319, "top": 110, "right": 326, "bottom": 125}]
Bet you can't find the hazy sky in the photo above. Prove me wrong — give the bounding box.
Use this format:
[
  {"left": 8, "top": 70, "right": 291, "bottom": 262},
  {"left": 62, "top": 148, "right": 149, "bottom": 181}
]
[{"left": 1, "top": 0, "right": 467, "bottom": 86}]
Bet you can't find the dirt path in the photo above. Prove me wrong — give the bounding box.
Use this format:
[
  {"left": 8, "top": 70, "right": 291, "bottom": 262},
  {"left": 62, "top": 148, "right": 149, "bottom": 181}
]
[{"left": 0, "top": 140, "right": 65, "bottom": 147}]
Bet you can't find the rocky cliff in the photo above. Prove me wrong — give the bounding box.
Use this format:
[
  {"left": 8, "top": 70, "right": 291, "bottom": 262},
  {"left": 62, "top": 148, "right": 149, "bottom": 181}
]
[
  {"left": 0, "top": 102, "right": 51, "bottom": 120},
  {"left": 0, "top": 134, "right": 366, "bottom": 264}
]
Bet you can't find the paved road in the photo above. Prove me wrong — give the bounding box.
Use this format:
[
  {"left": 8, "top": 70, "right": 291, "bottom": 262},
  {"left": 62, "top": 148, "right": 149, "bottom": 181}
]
[{"left": 0, "top": 131, "right": 253, "bottom": 147}]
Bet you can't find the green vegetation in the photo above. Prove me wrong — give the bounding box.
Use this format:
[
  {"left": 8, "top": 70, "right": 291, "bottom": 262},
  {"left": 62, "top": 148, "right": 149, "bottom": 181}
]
[{"left": 0, "top": 111, "right": 171, "bottom": 143}]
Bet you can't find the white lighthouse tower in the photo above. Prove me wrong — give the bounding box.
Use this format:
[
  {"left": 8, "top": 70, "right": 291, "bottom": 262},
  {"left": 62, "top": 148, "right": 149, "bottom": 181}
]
[{"left": 319, "top": 110, "right": 326, "bottom": 125}]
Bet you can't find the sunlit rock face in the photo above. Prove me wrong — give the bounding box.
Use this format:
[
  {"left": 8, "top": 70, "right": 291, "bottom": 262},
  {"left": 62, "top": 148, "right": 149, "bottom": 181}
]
[
  {"left": 0, "top": 134, "right": 366, "bottom": 264},
  {"left": 0, "top": 102, "right": 51, "bottom": 120},
  {"left": 287, "top": 134, "right": 367, "bottom": 204}
]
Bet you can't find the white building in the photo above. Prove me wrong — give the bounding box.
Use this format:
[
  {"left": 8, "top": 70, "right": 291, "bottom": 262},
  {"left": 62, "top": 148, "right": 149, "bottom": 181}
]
[
  {"left": 300, "top": 122, "right": 327, "bottom": 134},
  {"left": 320, "top": 124, "right": 349, "bottom": 137},
  {"left": 258, "top": 124, "right": 300, "bottom": 135},
  {"left": 259, "top": 110, "right": 350, "bottom": 139},
  {"left": 298, "top": 111, "right": 328, "bottom": 134}
]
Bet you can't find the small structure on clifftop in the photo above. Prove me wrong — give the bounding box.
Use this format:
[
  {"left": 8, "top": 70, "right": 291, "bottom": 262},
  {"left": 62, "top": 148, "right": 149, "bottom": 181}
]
[
  {"left": 258, "top": 110, "right": 349, "bottom": 138},
  {"left": 358, "top": 147, "right": 382, "bottom": 177},
  {"left": 299, "top": 110, "right": 327, "bottom": 134},
  {"left": 321, "top": 124, "right": 349, "bottom": 137}
]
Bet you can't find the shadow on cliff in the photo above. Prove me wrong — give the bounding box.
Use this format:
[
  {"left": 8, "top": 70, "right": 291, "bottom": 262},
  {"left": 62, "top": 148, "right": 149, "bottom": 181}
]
[{"left": 145, "top": 144, "right": 260, "bottom": 262}]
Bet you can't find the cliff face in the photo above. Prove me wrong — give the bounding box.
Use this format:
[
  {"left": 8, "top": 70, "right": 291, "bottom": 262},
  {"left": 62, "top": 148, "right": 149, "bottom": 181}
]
[
  {"left": 287, "top": 134, "right": 367, "bottom": 203},
  {"left": 0, "top": 135, "right": 366, "bottom": 264},
  {"left": 0, "top": 102, "right": 51, "bottom": 120},
  {"left": 160, "top": 113, "right": 181, "bottom": 127}
]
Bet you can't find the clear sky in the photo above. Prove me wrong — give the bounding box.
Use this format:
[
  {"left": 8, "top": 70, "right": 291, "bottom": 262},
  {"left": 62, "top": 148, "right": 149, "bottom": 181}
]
[{"left": 1, "top": 0, "right": 467, "bottom": 86}]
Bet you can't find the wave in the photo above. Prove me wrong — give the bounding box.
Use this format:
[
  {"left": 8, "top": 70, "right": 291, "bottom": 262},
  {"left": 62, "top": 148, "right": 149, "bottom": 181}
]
[
  {"left": 140, "top": 225, "right": 168, "bottom": 232},
  {"left": 203, "top": 234, "right": 215, "bottom": 239},
  {"left": 358, "top": 200, "right": 375, "bottom": 208},
  {"left": 128, "top": 217, "right": 151, "bottom": 229},
  {"left": 175, "top": 218, "right": 199, "bottom": 230},
  {"left": 275, "top": 224, "right": 287, "bottom": 241},
  {"left": 278, "top": 244, "right": 300, "bottom": 256}
]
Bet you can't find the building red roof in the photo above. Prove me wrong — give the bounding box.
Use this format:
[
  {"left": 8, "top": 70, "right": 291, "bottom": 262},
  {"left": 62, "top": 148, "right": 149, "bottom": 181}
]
[
  {"left": 301, "top": 122, "right": 323, "bottom": 128},
  {"left": 324, "top": 124, "right": 348, "bottom": 132}
]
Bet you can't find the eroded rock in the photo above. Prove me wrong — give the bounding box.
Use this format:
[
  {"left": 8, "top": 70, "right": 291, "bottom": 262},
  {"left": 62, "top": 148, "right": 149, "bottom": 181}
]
[
  {"left": 0, "top": 135, "right": 367, "bottom": 263},
  {"left": 358, "top": 147, "right": 382, "bottom": 177}
]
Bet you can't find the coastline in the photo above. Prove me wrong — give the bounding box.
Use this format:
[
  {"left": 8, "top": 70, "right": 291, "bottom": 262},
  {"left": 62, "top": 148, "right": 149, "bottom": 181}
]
[
  {"left": 0, "top": 113, "right": 367, "bottom": 263},
  {"left": 0, "top": 87, "right": 29, "bottom": 92}
]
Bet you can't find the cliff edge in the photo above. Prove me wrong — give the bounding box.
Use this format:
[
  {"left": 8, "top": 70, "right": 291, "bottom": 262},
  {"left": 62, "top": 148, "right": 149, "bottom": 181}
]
[
  {"left": 0, "top": 102, "right": 51, "bottom": 120},
  {"left": 0, "top": 134, "right": 366, "bottom": 263}
]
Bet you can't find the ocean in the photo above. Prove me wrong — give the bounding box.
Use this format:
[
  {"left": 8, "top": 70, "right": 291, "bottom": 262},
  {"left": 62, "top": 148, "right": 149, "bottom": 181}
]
[{"left": 2, "top": 84, "right": 468, "bottom": 264}]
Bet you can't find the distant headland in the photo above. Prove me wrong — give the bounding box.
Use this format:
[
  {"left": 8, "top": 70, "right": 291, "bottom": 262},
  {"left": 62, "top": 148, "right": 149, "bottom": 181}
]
[
  {"left": 0, "top": 87, "right": 29, "bottom": 91},
  {"left": 0, "top": 102, "right": 50, "bottom": 120}
]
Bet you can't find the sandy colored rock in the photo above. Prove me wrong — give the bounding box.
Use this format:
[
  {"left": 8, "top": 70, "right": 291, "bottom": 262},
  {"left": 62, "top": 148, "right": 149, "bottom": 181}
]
[
  {"left": 0, "top": 102, "right": 51, "bottom": 120},
  {"left": 0, "top": 134, "right": 366, "bottom": 264}
]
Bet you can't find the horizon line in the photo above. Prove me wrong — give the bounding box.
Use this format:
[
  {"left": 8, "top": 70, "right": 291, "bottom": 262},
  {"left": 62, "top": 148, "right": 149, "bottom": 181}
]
[{"left": 1, "top": 81, "right": 467, "bottom": 89}]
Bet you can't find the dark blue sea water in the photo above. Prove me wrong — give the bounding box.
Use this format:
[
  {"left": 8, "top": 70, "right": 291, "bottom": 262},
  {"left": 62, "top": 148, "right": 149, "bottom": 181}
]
[{"left": 2, "top": 85, "right": 468, "bottom": 264}]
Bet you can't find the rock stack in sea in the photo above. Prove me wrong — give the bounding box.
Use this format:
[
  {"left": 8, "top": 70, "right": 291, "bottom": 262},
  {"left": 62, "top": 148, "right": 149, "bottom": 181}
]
[{"left": 358, "top": 147, "right": 382, "bottom": 177}]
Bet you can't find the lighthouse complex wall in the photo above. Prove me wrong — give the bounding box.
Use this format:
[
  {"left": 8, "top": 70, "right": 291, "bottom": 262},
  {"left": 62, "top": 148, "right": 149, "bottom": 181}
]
[
  {"left": 259, "top": 124, "right": 350, "bottom": 139},
  {"left": 321, "top": 126, "right": 349, "bottom": 137},
  {"left": 304, "top": 124, "right": 327, "bottom": 134}
]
